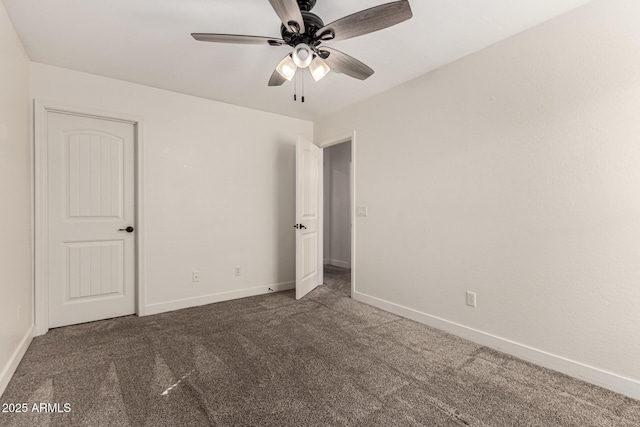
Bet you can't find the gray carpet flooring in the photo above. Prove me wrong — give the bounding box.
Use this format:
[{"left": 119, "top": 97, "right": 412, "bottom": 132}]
[{"left": 1, "top": 266, "right": 639, "bottom": 426}]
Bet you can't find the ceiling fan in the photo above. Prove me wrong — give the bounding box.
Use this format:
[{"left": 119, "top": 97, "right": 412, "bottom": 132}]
[{"left": 192, "top": 0, "right": 413, "bottom": 88}]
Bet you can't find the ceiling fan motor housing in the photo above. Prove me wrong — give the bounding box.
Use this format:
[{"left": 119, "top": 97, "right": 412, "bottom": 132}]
[{"left": 280, "top": 11, "right": 325, "bottom": 47}]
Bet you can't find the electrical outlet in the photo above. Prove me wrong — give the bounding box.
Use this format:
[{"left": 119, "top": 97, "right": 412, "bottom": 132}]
[
  {"left": 466, "top": 291, "right": 477, "bottom": 307},
  {"left": 235, "top": 266, "right": 241, "bottom": 277},
  {"left": 192, "top": 271, "right": 200, "bottom": 282}
]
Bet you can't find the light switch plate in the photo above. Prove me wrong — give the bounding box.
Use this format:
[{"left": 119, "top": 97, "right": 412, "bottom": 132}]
[{"left": 356, "top": 206, "right": 368, "bottom": 217}]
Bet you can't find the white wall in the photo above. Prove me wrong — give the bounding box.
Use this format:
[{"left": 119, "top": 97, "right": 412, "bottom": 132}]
[
  {"left": 323, "top": 142, "right": 351, "bottom": 268},
  {"left": 0, "top": 1, "right": 33, "bottom": 397},
  {"left": 315, "top": 0, "right": 640, "bottom": 399},
  {"left": 31, "top": 63, "right": 313, "bottom": 315}
]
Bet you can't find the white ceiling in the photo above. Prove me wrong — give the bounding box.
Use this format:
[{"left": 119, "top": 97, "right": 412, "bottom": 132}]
[{"left": 4, "top": 0, "right": 594, "bottom": 121}]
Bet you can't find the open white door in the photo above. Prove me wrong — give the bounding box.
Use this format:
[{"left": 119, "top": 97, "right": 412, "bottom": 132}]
[{"left": 295, "top": 137, "right": 323, "bottom": 300}]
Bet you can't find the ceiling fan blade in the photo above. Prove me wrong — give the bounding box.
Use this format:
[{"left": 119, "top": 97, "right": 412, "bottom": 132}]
[
  {"left": 192, "top": 33, "right": 285, "bottom": 46},
  {"left": 319, "top": 47, "right": 374, "bottom": 80},
  {"left": 315, "top": 0, "right": 412, "bottom": 43},
  {"left": 268, "top": 68, "right": 287, "bottom": 86},
  {"left": 269, "top": 0, "right": 305, "bottom": 34}
]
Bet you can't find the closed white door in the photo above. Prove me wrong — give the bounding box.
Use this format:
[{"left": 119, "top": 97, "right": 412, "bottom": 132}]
[
  {"left": 47, "top": 112, "right": 136, "bottom": 328},
  {"left": 295, "top": 137, "right": 323, "bottom": 300}
]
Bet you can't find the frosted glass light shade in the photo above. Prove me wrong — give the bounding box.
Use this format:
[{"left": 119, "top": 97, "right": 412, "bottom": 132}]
[
  {"left": 276, "top": 55, "right": 297, "bottom": 81},
  {"left": 309, "top": 56, "right": 330, "bottom": 81},
  {"left": 292, "top": 44, "right": 312, "bottom": 68}
]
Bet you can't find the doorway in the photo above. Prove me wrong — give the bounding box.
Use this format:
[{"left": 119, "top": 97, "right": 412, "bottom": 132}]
[
  {"left": 34, "top": 102, "right": 143, "bottom": 335},
  {"left": 321, "top": 138, "right": 353, "bottom": 297}
]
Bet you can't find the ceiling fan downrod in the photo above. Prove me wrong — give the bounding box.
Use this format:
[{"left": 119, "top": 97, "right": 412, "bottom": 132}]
[{"left": 296, "top": 0, "right": 317, "bottom": 12}]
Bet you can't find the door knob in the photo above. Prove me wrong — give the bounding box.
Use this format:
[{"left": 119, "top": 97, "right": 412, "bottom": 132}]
[{"left": 118, "top": 226, "right": 135, "bottom": 233}]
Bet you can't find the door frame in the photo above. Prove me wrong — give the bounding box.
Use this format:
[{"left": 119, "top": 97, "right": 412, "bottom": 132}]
[
  {"left": 317, "top": 131, "right": 356, "bottom": 297},
  {"left": 33, "top": 100, "right": 145, "bottom": 336}
]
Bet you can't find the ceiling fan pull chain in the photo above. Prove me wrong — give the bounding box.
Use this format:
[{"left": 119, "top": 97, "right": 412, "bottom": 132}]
[
  {"left": 294, "top": 71, "right": 297, "bottom": 101},
  {"left": 302, "top": 70, "right": 305, "bottom": 103}
]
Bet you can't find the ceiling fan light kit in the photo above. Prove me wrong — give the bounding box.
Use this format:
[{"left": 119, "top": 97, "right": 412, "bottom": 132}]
[
  {"left": 276, "top": 54, "right": 298, "bottom": 81},
  {"left": 292, "top": 43, "right": 313, "bottom": 68},
  {"left": 309, "top": 56, "right": 330, "bottom": 82},
  {"left": 192, "top": 0, "right": 413, "bottom": 101}
]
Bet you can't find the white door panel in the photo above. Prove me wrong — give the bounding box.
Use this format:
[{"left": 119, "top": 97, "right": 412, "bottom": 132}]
[
  {"left": 296, "top": 137, "right": 322, "bottom": 300},
  {"left": 47, "top": 112, "right": 135, "bottom": 328}
]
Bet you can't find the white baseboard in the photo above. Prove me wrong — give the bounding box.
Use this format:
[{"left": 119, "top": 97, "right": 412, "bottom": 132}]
[
  {"left": 0, "top": 325, "right": 34, "bottom": 398},
  {"left": 327, "top": 259, "right": 351, "bottom": 269},
  {"left": 353, "top": 291, "right": 640, "bottom": 401},
  {"left": 144, "top": 282, "right": 295, "bottom": 316}
]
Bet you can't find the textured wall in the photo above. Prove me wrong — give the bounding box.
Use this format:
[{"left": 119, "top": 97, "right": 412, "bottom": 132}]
[
  {"left": 0, "top": 0, "right": 32, "bottom": 395},
  {"left": 315, "top": 0, "right": 640, "bottom": 392}
]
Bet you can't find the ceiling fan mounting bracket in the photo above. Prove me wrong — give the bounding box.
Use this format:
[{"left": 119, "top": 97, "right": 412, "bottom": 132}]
[{"left": 296, "top": 0, "right": 317, "bottom": 12}]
